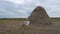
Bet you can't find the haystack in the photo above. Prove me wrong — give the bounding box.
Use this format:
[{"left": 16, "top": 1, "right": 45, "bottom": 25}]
[{"left": 28, "top": 6, "right": 52, "bottom": 25}]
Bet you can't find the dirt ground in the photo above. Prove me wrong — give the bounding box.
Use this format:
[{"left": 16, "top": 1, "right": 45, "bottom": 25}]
[{"left": 0, "top": 19, "right": 60, "bottom": 34}]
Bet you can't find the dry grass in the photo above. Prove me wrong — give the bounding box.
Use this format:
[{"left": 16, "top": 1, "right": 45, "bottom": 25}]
[{"left": 0, "top": 18, "right": 60, "bottom": 34}]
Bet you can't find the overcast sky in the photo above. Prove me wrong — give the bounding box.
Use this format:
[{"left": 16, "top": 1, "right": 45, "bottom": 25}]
[{"left": 0, "top": 0, "right": 60, "bottom": 18}]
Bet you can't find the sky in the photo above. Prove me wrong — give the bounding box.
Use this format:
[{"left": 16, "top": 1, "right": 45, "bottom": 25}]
[{"left": 0, "top": 0, "right": 60, "bottom": 18}]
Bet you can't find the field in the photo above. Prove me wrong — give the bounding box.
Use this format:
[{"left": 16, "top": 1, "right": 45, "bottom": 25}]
[{"left": 0, "top": 18, "right": 60, "bottom": 34}]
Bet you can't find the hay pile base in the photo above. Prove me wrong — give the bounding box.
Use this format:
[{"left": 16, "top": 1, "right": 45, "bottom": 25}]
[{"left": 28, "top": 6, "right": 52, "bottom": 25}]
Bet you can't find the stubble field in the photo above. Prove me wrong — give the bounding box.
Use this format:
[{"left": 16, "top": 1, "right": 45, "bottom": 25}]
[{"left": 0, "top": 18, "right": 60, "bottom": 34}]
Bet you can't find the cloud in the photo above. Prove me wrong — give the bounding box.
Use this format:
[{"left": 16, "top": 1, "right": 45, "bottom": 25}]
[
  {"left": 0, "top": 0, "right": 34, "bottom": 18},
  {"left": 0, "top": 0, "right": 22, "bottom": 18},
  {"left": 5, "top": 0, "right": 25, "bottom": 5},
  {"left": 35, "top": 0, "right": 60, "bottom": 17},
  {"left": 44, "top": 0, "right": 60, "bottom": 17},
  {"left": 0, "top": 0, "right": 60, "bottom": 18}
]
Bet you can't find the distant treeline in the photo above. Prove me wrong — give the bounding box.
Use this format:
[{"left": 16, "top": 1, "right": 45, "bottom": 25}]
[
  {"left": 0, "top": 18, "right": 59, "bottom": 20},
  {"left": 0, "top": 18, "right": 27, "bottom": 21}
]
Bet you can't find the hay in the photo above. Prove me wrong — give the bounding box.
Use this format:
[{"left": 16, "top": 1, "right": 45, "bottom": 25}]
[{"left": 28, "top": 6, "right": 52, "bottom": 25}]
